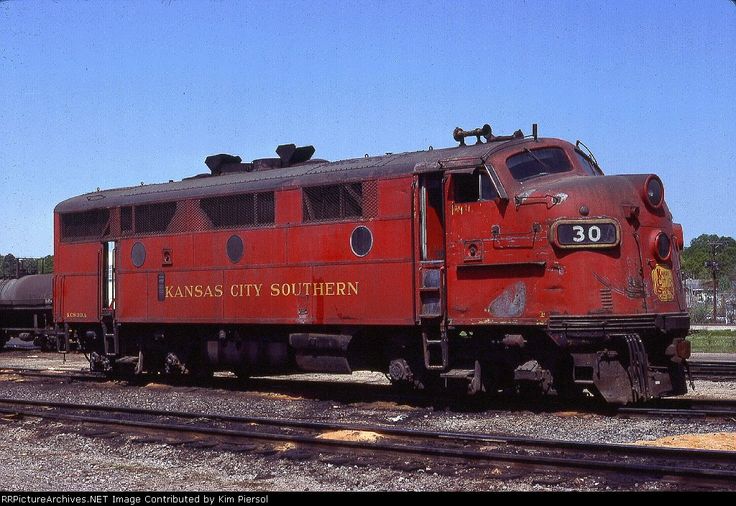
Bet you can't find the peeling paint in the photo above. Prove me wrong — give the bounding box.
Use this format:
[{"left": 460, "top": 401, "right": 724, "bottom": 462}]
[
  {"left": 517, "top": 189, "right": 537, "bottom": 199},
  {"left": 488, "top": 282, "right": 526, "bottom": 317},
  {"left": 553, "top": 192, "right": 568, "bottom": 203},
  {"left": 549, "top": 263, "right": 566, "bottom": 275}
]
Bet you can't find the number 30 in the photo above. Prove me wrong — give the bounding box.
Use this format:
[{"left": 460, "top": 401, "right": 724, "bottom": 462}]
[{"left": 572, "top": 225, "right": 601, "bottom": 243}]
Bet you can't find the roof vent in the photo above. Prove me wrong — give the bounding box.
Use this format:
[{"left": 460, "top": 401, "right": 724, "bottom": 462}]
[
  {"left": 203, "top": 144, "right": 317, "bottom": 176},
  {"left": 276, "top": 144, "right": 316, "bottom": 166},
  {"left": 204, "top": 154, "right": 250, "bottom": 176}
]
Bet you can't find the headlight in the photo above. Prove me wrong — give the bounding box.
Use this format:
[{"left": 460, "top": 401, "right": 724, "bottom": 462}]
[
  {"left": 644, "top": 176, "right": 664, "bottom": 209},
  {"left": 654, "top": 232, "right": 671, "bottom": 262}
]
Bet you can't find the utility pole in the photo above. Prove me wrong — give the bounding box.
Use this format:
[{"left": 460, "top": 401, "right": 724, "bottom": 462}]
[{"left": 705, "top": 241, "right": 724, "bottom": 323}]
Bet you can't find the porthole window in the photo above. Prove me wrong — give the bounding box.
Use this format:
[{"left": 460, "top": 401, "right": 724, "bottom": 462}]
[
  {"left": 227, "top": 235, "right": 244, "bottom": 263},
  {"left": 350, "top": 226, "right": 373, "bottom": 257},
  {"left": 131, "top": 242, "right": 146, "bottom": 268}
]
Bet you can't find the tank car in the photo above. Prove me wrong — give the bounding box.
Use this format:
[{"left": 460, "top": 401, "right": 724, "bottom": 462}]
[
  {"left": 0, "top": 274, "right": 55, "bottom": 350},
  {"left": 52, "top": 124, "right": 691, "bottom": 403}
]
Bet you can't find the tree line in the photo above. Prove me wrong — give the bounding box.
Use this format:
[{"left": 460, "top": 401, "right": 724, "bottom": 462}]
[
  {"left": 0, "top": 253, "right": 54, "bottom": 278},
  {"left": 680, "top": 234, "right": 736, "bottom": 289}
]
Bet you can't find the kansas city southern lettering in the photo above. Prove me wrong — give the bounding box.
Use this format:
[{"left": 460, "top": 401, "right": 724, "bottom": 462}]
[
  {"left": 165, "top": 285, "right": 224, "bottom": 298},
  {"left": 164, "top": 282, "right": 359, "bottom": 299},
  {"left": 270, "top": 281, "right": 358, "bottom": 297}
]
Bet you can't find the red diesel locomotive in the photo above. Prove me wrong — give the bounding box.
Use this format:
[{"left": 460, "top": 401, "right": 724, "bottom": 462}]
[{"left": 53, "top": 124, "right": 691, "bottom": 403}]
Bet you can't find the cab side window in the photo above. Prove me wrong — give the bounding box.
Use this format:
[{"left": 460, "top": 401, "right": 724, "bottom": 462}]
[
  {"left": 575, "top": 151, "right": 601, "bottom": 176},
  {"left": 454, "top": 169, "right": 499, "bottom": 202}
]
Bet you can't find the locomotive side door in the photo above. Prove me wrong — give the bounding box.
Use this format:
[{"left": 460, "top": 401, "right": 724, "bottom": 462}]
[
  {"left": 443, "top": 162, "right": 514, "bottom": 325},
  {"left": 413, "top": 171, "right": 449, "bottom": 369},
  {"left": 99, "top": 240, "right": 119, "bottom": 355},
  {"left": 414, "top": 172, "right": 446, "bottom": 318},
  {"left": 101, "top": 240, "right": 117, "bottom": 314}
]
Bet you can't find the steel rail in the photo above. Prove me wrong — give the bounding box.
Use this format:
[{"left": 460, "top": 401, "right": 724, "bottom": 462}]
[
  {"left": 619, "top": 398, "right": 736, "bottom": 418},
  {"left": 689, "top": 361, "right": 736, "bottom": 380},
  {"left": 0, "top": 397, "right": 734, "bottom": 483},
  {"left": 3, "top": 367, "right": 736, "bottom": 416},
  {"left": 0, "top": 367, "right": 104, "bottom": 382}
]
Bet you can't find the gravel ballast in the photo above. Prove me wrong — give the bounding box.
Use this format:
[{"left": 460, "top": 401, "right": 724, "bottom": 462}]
[{"left": 0, "top": 351, "right": 734, "bottom": 491}]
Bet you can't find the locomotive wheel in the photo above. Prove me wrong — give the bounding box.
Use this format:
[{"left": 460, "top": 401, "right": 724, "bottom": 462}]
[
  {"left": 517, "top": 381, "right": 545, "bottom": 399},
  {"left": 189, "top": 363, "right": 214, "bottom": 382},
  {"left": 551, "top": 358, "right": 587, "bottom": 400},
  {"left": 388, "top": 357, "right": 439, "bottom": 391},
  {"left": 233, "top": 367, "right": 251, "bottom": 384},
  {"left": 668, "top": 362, "right": 687, "bottom": 396},
  {"left": 38, "top": 336, "right": 58, "bottom": 352},
  {"left": 555, "top": 382, "right": 588, "bottom": 400}
]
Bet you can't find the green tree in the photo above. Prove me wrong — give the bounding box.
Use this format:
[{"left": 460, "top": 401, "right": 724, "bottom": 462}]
[
  {"left": 0, "top": 254, "right": 54, "bottom": 277},
  {"left": 40, "top": 255, "right": 54, "bottom": 274},
  {"left": 1, "top": 253, "right": 18, "bottom": 278},
  {"left": 691, "top": 304, "right": 710, "bottom": 324},
  {"left": 681, "top": 234, "right": 736, "bottom": 288}
]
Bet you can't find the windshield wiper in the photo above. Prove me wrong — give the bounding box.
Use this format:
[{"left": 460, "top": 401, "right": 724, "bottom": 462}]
[
  {"left": 523, "top": 148, "right": 553, "bottom": 174},
  {"left": 575, "top": 140, "right": 603, "bottom": 174}
]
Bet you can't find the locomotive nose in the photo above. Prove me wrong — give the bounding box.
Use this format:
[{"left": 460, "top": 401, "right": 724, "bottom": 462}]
[{"left": 546, "top": 173, "right": 671, "bottom": 222}]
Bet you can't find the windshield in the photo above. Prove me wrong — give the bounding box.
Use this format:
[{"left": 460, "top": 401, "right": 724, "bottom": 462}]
[{"left": 506, "top": 147, "right": 572, "bottom": 181}]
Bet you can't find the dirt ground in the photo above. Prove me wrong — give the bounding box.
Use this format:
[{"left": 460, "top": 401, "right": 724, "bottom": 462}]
[{"left": 634, "top": 432, "right": 736, "bottom": 451}]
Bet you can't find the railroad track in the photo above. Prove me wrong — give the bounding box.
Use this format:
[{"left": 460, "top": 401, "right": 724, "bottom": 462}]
[
  {"left": 689, "top": 360, "right": 736, "bottom": 381},
  {"left": 0, "top": 366, "right": 106, "bottom": 382},
  {"left": 0, "top": 397, "right": 734, "bottom": 488},
  {"left": 619, "top": 398, "right": 736, "bottom": 418},
  {"left": 3, "top": 365, "right": 736, "bottom": 418}
]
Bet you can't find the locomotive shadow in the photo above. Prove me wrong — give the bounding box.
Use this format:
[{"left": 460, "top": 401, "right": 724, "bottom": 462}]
[{"left": 121, "top": 372, "right": 610, "bottom": 415}]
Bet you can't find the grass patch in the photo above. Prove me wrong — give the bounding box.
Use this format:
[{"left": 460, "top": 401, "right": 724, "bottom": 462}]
[{"left": 687, "top": 330, "right": 736, "bottom": 353}]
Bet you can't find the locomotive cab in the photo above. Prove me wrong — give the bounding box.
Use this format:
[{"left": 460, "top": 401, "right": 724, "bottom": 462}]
[{"left": 437, "top": 136, "right": 689, "bottom": 402}]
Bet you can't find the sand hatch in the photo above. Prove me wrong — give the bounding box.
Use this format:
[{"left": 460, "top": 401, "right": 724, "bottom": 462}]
[
  {"left": 316, "top": 430, "right": 383, "bottom": 443},
  {"left": 633, "top": 432, "right": 736, "bottom": 451}
]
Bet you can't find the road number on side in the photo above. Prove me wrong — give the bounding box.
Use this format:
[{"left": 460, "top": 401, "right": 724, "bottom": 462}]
[{"left": 557, "top": 222, "right": 617, "bottom": 247}]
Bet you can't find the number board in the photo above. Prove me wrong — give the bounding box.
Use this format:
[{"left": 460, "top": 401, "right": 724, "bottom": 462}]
[{"left": 554, "top": 220, "right": 619, "bottom": 248}]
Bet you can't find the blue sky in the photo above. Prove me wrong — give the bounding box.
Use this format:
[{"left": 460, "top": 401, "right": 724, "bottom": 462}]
[{"left": 1, "top": 0, "right": 734, "bottom": 256}]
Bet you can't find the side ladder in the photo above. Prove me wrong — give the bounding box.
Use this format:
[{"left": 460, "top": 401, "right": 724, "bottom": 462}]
[
  {"left": 101, "top": 318, "right": 119, "bottom": 357},
  {"left": 418, "top": 261, "right": 448, "bottom": 370}
]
